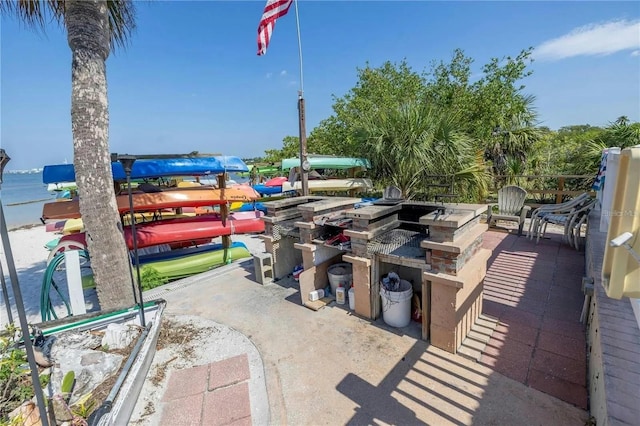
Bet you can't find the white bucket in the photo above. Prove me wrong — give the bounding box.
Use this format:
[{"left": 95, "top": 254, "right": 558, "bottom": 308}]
[
  {"left": 327, "top": 263, "right": 353, "bottom": 295},
  {"left": 348, "top": 287, "right": 355, "bottom": 310},
  {"left": 380, "top": 279, "right": 413, "bottom": 328}
]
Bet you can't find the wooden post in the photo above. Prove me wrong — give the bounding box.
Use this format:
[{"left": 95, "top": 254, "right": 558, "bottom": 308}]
[
  {"left": 556, "top": 177, "right": 565, "bottom": 204},
  {"left": 217, "top": 174, "right": 231, "bottom": 263}
]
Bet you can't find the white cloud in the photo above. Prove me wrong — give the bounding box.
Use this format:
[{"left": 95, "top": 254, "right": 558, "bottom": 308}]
[
  {"left": 280, "top": 70, "right": 287, "bottom": 76},
  {"left": 631, "top": 50, "right": 640, "bottom": 57},
  {"left": 288, "top": 80, "right": 298, "bottom": 87},
  {"left": 535, "top": 19, "right": 640, "bottom": 61},
  {"left": 265, "top": 72, "right": 273, "bottom": 79}
]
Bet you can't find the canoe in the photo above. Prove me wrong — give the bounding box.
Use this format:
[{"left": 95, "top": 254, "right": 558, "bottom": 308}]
[
  {"left": 231, "top": 202, "right": 268, "bottom": 213},
  {"left": 237, "top": 165, "right": 281, "bottom": 177},
  {"left": 41, "top": 186, "right": 260, "bottom": 220},
  {"left": 137, "top": 241, "right": 245, "bottom": 264},
  {"left": 264, "top": 176, "right": 288, "bottom": 187},
  {"left": 46, "top": 220, "right": 67, "bottom": 233},
  {"left": 47, "top": 182, "right": 77, "bottom": 192},
  {"left": 138, "top": 242, "right": 251, "bottom": 280},
  {"left": 57, "top": 212, "right": 265, "bottom": 250},
  {"left": 253, "top": 184, "right": 284, "bottom": 195},
  {"left": 42, "top": 156, "right": 249, "bottom": 184},
  {"left": 281, "top": 156, "right": 370, "bottom": 171},
  {"left": 63, "top": 218, "right": 84, "bottom": 234},
  {"left": 282, "top": 178, "right": 373, "bottom": 193}
]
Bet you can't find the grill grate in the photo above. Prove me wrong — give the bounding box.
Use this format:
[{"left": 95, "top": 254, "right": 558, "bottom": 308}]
[
  {"left": 272, "top": 219, "right": 299, "bottom": 241},
  {"left": 367, "top": 229, "right": 427, "bottom": 258}
]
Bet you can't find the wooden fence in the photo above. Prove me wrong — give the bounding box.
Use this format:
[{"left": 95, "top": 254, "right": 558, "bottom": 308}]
[{"left": 488, "top": 174, "right": 596, "bottom": 206}]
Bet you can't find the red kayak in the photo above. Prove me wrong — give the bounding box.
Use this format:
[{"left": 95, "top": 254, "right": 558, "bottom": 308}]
[
  {"left": 264, "top": 176, "right": 288, "bottom": 187},
  {"left": 58, "top": 212, "right": 264, "bottom": 250}
]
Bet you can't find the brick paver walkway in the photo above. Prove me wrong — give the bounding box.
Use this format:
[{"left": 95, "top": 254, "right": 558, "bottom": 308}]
[
  {"left": 160, "top": 354, "right": 252, "bottom": 425},
  {"left": 480, "top": 230, "right": 588, "bottom": 409}
]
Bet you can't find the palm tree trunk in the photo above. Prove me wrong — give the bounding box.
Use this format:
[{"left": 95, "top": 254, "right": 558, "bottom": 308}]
[{"left": 65, "top": 0, "right": 134, "bottom": 309}]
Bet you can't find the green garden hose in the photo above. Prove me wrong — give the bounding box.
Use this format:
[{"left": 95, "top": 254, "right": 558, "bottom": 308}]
[{"left": 40, "top": 249, "right": 91, "bottom": 322}]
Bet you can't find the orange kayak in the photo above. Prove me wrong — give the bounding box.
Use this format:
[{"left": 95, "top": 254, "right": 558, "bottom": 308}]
[{"left": 42, "top": 185, "right": 260, "bottom": 220}]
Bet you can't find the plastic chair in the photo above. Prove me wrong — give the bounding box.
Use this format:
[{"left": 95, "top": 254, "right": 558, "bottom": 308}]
[
  {"left": 527, "top": 192, "right": 591, "bottom": 240},
  {"left": 568, "top": 208, "right": 591, "bottom": 250},
  {"left": 487, "top": 185, "right": 530, "bottom": 236},
  {"left": 537, "top": 199, "right": 597, "bottom": 244}
]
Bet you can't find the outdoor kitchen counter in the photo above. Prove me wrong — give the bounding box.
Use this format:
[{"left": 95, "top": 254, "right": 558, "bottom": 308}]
[{"left": 419, "top": 203, "right": 488, "bottom": 228}]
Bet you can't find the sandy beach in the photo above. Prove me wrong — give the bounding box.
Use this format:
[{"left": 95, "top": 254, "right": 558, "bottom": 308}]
[
  {"left": 0, "top": 225, "right": 55, "bottom": 325},
  {"left": 0, "top": 225, "right": 265, "bottom": 326}
]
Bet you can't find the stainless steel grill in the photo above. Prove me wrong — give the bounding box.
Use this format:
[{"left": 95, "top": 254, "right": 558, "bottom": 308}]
[{"left": 367, "top": 229, "right": 427, "bottom": 258}]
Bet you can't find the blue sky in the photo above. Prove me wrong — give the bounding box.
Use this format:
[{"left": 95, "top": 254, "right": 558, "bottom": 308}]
[{"left": 1, "top": 1, "right": 639, "bottom": 170}]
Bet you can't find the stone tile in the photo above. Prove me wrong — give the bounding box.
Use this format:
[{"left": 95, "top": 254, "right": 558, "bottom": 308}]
[
  {"left": 160, "top": 393, "right": 204, "bottom": 425},
  {"left": 514, "top": 287, "right": 549, "bottom": 302},
  {"left": 227, "top": 416, "right": 253, "bottom": 426},
  {"left": 512, "top": 298, "right": 547, "bottom": 316},
  {"left": 484, "top": 293, "right": 512, "bottom": 305},
  {"left": 500, "top": 308, "right": 543, "bottom": 328},
  {"left": 541, "top": 316, "right": 585, "bottom": 339},
  {"left": 537, "top": 331, "right": 585, "bottom": 361},
  {"left": 552, "top": 275, "right": 583, "bottom": 289},
  {"left": 543, "top": 306, "right": 583, "bottom": 323},
  {"left": 163, "top": 364, "right": 209, "bottom": 402},
  {"left": 531, "top": 349, "right": 586, "bottom": 386},
  {"left": 480, "top": 353, "right": 529, "bottom": 383},
  {"left": 528, "top": 273, "right": 556, "bottom": 283},
  {"left": 492, "top": 322, "right": 539, "bottom": 346},
  {"left": 482, "top": 299, "right": 505, "bottom": 318},
  {"left": 483, "top": 335, "right": 534, "bottom": 364},
  {"left": 528, "top": 369, "right": 587, "bottom": 410},
  {"left": 524, "top": 279, "right": 553, "bottom": 292},
  {"left": 208, "top": 354, "right": 251, "bottom": 391},
  {"left": 202, "top": 382, "right": 251, "bottom": 426}
]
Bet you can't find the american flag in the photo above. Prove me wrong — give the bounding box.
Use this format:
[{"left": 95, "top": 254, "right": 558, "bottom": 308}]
[{"left": 257, "top": 0, "right": 293, "bottom": 56}]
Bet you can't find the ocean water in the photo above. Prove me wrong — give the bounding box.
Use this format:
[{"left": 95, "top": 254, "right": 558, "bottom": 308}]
[
  {"left": 0, "top": 172, "right": 251, "bottom": 230},
  {"left": 1, "top": 173, "right": 55, "bottom": 230}
]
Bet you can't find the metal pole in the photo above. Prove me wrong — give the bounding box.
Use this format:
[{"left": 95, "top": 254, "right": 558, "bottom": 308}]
[
  {"left": 0, "top": 149, "right": 50, "bottom": 426},
  {"left": 0, "top": 262, "right": 13, "bottom": 324},
  {"left": 294, "top": 0, "right": 309, "bottom": 196},
  {"left": 117, "top": 155, "right": 146, "bottom": 327},
  {"left": 298, "top": 94, "right": 309, "bottom": 196}
]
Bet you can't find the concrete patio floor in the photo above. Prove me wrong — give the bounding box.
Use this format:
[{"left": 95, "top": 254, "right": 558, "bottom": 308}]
[
  {"left": 140, "top": 224, "right": 589, "bottom": 425},
  {"left": 481, "top": 228, "right": 588, "bottom": 410}
]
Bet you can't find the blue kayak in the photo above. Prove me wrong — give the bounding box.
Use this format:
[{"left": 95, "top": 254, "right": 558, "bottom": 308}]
[
  {"left": 43, "top": 156, "right": 249, "bottom": 184},
  {"left": 232, "top": 202, "right": 268, "bottom": 213},
  {"left": 253, "top": 184, "right": 283, "bottom": 195}
]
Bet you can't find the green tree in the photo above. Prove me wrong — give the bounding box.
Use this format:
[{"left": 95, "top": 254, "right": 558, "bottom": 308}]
[
  {"left": 311, "top": 60, "right": 425, "bottom": 156},
  {"left": 567, "top": 119, "right": 640, "bottom": 177},
  {"left": 355, "top": 101, "right": 487, "bottom": 200},
  {"left": 311, "top": 49, "right": 539, "bottom": 179},
  {"left": 424, "top": 48, "right": 539, "bottom": 175},
  {"left": 2, "top": 0, "right": 137, "bottom": 309}
]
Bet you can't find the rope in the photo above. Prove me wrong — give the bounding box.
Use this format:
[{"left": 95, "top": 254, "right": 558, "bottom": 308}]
[{"left": 40, "top": 250, "right": 91, "bottom": 322}]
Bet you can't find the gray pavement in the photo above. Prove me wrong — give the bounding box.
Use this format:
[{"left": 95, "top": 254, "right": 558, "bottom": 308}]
[{"left": 135, "top": 251, "right": 588, "bottom": 426}]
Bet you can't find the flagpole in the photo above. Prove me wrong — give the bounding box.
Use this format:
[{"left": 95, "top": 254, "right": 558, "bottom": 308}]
[{"left": 294, "top": 0, "right": 309, "bottom": 196}]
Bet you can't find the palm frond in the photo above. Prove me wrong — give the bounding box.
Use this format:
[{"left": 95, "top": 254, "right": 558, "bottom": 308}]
[
  {"left": 0, "top": 0, "right": 135, "bottom": 48},
  {"left": 0, "top": 0, "right": 64, "bottom": 27}
]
